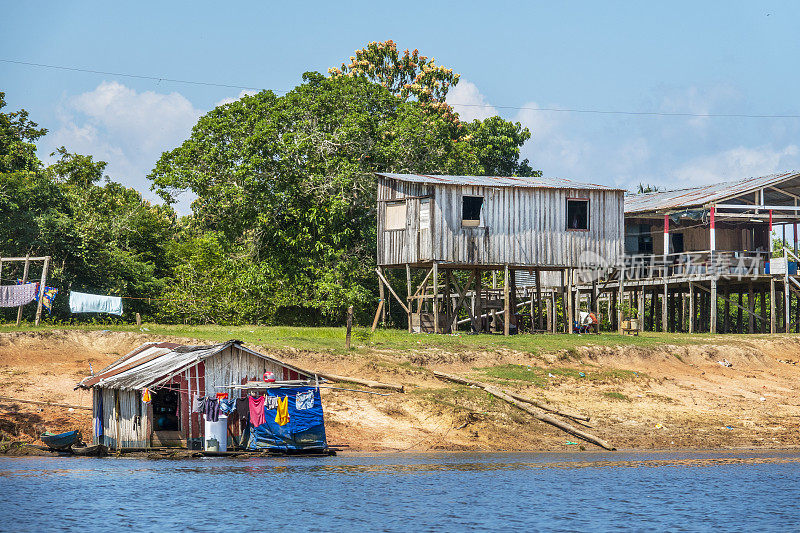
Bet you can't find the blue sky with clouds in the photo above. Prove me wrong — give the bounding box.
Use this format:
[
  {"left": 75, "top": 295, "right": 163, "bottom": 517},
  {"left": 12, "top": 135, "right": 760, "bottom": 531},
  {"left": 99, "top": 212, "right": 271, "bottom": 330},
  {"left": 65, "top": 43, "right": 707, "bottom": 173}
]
[{"left": 3, "top": 1, "right": 799, "bottom": 210}]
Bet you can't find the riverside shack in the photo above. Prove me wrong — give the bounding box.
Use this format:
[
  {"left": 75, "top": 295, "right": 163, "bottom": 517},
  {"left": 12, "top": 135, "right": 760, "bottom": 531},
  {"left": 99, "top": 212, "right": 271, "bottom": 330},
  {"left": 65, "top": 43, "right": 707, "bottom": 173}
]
[{"left": 76, "top": 340, "right": 328, "bottom": 452}]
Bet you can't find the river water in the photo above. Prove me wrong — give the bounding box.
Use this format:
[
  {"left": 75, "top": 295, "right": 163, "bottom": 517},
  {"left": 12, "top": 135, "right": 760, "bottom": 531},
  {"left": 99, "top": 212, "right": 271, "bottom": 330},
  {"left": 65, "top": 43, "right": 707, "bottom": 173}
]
[{"left": 1, "top": 450, "right": 799, "bottom": 531}]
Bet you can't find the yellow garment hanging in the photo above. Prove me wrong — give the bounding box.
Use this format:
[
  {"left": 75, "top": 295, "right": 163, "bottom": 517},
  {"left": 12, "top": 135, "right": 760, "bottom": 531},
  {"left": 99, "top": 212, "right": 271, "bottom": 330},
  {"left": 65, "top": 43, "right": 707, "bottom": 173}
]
[
  {"left": 275, "top": 396, "right": 290, "bottom": 426},
  {"left": 142, "top": 388, "right": 152, "bottom": 403}
]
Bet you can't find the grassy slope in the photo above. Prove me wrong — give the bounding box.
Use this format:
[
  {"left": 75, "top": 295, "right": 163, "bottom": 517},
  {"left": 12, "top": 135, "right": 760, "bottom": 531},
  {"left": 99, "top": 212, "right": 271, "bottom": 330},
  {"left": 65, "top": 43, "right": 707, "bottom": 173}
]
[{"left": 0, "top": 323, "right": 783, "bottom": 355}]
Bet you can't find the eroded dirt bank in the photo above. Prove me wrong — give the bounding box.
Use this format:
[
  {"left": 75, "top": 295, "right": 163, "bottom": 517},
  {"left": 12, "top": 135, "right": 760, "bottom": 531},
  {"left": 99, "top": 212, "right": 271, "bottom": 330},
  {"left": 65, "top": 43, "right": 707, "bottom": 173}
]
[{"left": 1, "top": 329, "right": 799, "bottom": 452}]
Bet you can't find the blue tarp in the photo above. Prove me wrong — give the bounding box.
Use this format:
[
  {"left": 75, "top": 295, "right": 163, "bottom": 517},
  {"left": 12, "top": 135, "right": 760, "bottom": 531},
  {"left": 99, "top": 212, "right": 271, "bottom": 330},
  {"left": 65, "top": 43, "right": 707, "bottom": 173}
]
[{"left": 247, "top": 387, "right": 328, "bottom": 452}]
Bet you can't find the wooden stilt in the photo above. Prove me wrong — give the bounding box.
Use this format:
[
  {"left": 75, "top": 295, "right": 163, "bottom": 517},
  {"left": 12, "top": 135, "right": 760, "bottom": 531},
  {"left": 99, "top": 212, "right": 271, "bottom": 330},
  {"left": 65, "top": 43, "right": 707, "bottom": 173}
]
[
  {"left": 662, "top": 280, "right": 668, "bottom": 333},
  {"left": 444, "top": 269, "right": 452, "bottom": 334},
  {"left": 16, "top": 254, "right": 30, "bottom": 326},
  {"left": 475, "top": 269, "right": 483, "bottom": 333},
  {"left": 688, "top": 282, "right": 695, "bottom": 334},
  {"left": 566, "top": 269, "right": 574, "bottom": 334},
  {"left": 723, "top": 285, "right": 731, "bottom": 333},
  {"left": 503, "top": 264, "right": 510, "bottom": 336},
  {"left": 406, "top": 265, "right": 412, "bottom": 333},
  {"left": 636, "top": 289, "right": 647, "bottom": 331},
  {"left": 432, "top": 262, "right": 439, "bottom": 334},
  {"left": 377, "top": 266, "right": 386, "bottom": 328},
  {"left": 759, "top": 289, "right": 766, "bottom": 333},
  {"left": 710, "top": 279, "right": 717, "bottom": 334},
  {"left": 771, "top": 278, "right": 777, "bottom": 334},
  {"left": 34, "top": 256, "right": 49, "bottom": 327},
  {"left": 736, "top": 292, "right": 743, "bottom": 333},
  {"left": 747, "top": 282, "right": 754, "bottom": 334}
]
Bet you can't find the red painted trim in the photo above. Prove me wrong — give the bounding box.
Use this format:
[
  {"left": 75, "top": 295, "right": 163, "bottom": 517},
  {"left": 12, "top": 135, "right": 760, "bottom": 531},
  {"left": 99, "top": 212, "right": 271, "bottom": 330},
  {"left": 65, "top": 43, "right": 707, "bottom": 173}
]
[
  {"left": 769, "top": 210, "right": 773, "bottom": 231},
  {"left": 710, "top": 206, "right": 715, "bottom": 229},
  {"left": 664, "top": 214, "right": 669, "bottom": 233}
]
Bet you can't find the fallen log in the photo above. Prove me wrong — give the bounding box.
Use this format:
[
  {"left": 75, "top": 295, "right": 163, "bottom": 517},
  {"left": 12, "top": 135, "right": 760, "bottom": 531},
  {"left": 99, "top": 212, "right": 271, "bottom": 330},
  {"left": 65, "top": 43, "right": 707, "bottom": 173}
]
[
  {"left": 315, "top": 373, "right": 404, "bottom": 393},
  {"left": 432, "top": 371, "right": 590, "bottom": 422},
  {"left": 0, "top": 396, "right": 92, "bottom": 411},
  {"left": 432, "top": 371, "right": 613, "bottom": 450},
  {"left": 483, "top": 386, "right": 615, "bottom": 450}
]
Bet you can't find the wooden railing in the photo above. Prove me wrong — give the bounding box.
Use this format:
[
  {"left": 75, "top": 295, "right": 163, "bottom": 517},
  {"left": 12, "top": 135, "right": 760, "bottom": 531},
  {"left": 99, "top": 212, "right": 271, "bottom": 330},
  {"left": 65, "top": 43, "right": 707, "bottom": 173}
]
[{"left": 622, "top": 250, "right": 770, "bottom": 279}]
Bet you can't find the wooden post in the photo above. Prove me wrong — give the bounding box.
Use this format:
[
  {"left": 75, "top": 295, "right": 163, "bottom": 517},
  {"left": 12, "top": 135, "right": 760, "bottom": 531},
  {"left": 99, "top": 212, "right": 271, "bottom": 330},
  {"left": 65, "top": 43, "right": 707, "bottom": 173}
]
[
  {"left": 688, "top": 282, "right": 695, "bottom": 334},
  {"left": 759, "top": 290, "right": 767, "bottom": 333},
  {"left": 566, "top": 269, "right": 574, "bottom": 334},
  {"left": 444, "top": 269, "right": 452, "bottom": 334},
  {"left": 638, "top": 288, "right": 645, "bottom": 332},
  {"left": 475, "top": 269, "right": 482, "bottom": 333},
  {"left": 771, "top": 277, "right": 777, "bottom": 334},
  {"left": 535, "top": 269, "right": 543, "bottom": 331},
  {"left": 529, "top": 284, "right": 535, "bottom": 333},
  {"left": 345, "top": 305, "right": 353, "bottom": 349},
  {"left": 785, "top": 249, "right": 791, "bottom": 333},
  {"left": 616, "top": 268, "right": 624, "bottom": 334},
  {"left": 16, "top": 254, "right": 30, "bottom": 326},
  {"left": 34, "top": 256, "right": 50, "bottom": 327},
  {"left": 503, "top": 264, "right": 510, "bottom": 336},
  {"left": 135, "top": 313, "right": 142, "bottom": 326},
  {"left": 432, "top": 262, "right": 439, "bottom": 334},
  {"left": 736, "top": 292, "right": 743, "bottom": 333},
  {"left": 710, "top": 279, "right": 717, "bottom": 334},
  {"left": 406, "top": 265, "right": 412, "bottom": 333},
  {"left": 746, "top": 282, "right": 754, "bottom": 334},
  {"left": 377, "top": 266, "right": 386, "bottom": 327},
  {"left": 491, "top": 270, "right": 498, "bottom": 334},
  {"left": 723, "top": 285, "right": 731, "bottom": 333}
]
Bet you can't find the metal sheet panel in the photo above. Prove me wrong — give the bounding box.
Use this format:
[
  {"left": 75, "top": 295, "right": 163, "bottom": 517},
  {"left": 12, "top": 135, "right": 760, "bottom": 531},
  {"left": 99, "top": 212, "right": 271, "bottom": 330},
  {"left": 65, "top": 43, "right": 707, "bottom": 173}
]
[
  {"left": 625, "top": 171, "right": 800, "bottom": 214},
  {"left": 377, "top": 172, "right": 623, "bottom": 191}
]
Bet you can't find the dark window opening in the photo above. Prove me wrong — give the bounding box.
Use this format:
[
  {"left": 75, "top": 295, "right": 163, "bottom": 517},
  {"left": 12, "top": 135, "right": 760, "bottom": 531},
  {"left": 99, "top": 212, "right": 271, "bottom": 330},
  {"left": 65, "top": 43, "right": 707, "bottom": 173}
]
[
  {"left": 462, "top": 196, "right": 483, "bottom": 227},
  {"left": 671, "top": 233, "right": 684, "bottom": 254},
  {"left": 152, "top": 386, "right": 180, "bottom": 431},
  {"left": 566, "top": 199, "right": 589, "bottom": 230}
]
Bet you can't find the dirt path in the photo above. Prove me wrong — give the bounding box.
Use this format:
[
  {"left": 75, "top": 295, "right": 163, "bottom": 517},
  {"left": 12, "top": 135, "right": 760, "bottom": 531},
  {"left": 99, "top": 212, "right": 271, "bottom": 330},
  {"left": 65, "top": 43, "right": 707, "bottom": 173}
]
[{"left": 1, "top": 330, "right": 799, "bottom": 452}]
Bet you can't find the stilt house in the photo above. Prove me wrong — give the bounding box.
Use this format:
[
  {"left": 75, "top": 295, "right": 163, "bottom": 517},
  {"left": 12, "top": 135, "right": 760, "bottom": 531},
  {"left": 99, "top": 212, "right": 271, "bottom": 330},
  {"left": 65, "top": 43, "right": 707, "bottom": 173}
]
[
  {"left": 614, "top": 170, "right": 800, "bottom": 334},
  {"left": 77, "top": 340, "right": 317, "bottom": 450},
  {"left": 374, "top": 173, "right": 625, "bottom": 334}
]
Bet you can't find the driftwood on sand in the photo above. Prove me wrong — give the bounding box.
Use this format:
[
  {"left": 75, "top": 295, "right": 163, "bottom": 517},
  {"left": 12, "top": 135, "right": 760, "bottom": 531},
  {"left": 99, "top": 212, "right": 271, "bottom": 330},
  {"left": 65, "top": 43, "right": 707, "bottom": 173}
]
[
  {"left": 432, "top": 371, "right": 589, "bottom": 422},
  {"left": 432, "top": 371, "right": 614, "bottom": 451},
  {"left": 316, "top": 373, "right": 404, "bottom": 393}
]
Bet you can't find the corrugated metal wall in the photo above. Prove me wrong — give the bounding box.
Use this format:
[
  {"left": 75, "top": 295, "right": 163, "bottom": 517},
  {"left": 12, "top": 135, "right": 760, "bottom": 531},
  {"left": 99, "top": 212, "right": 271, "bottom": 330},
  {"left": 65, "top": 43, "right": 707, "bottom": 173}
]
[{"left": 377, "top": 176, "right": 624, "bottom": 268}]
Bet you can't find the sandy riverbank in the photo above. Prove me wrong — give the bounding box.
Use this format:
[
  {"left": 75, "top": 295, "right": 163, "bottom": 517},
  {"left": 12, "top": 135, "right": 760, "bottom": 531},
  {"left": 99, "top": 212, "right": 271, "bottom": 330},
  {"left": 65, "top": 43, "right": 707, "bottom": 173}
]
[{"left": 1, "top": 329, "right": 799, "bottom": 452}]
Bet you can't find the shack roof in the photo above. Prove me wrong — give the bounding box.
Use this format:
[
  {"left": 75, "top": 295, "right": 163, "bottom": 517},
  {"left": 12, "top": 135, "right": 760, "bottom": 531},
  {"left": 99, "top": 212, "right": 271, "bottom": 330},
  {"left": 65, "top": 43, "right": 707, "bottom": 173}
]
[
  {"left": 77, "top": 340, "right": 314, "bottom": 391},
  {"left": 377, "top": 172, "right": 624, "bottom": 191},
  {"left": 625, "top": 171, "right": 800, "bottom": 214}
]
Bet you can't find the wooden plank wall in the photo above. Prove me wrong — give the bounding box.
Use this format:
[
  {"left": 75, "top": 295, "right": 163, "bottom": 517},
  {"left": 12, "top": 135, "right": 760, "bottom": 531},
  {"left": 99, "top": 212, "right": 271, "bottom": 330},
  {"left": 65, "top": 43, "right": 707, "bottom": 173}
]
[{"left": 377, "top": 176, "right": 624, "bottom": 268}]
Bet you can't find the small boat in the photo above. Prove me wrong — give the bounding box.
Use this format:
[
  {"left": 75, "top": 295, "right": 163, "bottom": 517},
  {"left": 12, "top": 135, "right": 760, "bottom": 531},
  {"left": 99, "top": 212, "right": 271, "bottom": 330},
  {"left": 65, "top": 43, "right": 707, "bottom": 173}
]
[
  {"left": 40, "top": 430, "right": 80, "bottom": 451},
  {"left": 71, "top": 444, "right": 108, "bottom": 457}
]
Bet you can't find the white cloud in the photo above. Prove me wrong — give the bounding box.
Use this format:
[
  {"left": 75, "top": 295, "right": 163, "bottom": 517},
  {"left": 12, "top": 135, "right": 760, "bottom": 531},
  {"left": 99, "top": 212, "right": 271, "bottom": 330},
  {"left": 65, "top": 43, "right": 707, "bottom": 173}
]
[
  {"left": 41, "top": 81, "right": 206, "bottom": 213},
  {"left": 447, "top": 79, "right": 497, "bottom": 122},
  {"left": 214, "top": 89, "right": 258, "bottom": 108},
  {"left": 673, "top": 145, "right": 800, "bottom": 186}
]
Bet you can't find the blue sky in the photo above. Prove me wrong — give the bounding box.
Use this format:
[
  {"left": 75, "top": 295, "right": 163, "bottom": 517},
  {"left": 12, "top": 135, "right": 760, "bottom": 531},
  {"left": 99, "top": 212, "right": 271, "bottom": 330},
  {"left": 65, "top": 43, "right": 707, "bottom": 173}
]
[{"left": 3, "top": 1, "right": 799, "bottom": 211}]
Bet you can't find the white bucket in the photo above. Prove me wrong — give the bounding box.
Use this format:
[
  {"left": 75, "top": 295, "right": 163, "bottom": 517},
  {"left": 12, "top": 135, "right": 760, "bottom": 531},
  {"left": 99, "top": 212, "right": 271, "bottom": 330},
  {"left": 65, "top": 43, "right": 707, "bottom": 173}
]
[{"left": 203, "top": 414, "right": 228, "bottom": 452}]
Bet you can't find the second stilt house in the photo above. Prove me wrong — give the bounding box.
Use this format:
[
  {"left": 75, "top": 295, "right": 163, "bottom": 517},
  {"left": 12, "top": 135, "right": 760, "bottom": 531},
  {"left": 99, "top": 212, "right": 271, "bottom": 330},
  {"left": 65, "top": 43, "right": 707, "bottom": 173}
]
[{"left": 375, "top": 173, "right": 625, "bottom": 334}]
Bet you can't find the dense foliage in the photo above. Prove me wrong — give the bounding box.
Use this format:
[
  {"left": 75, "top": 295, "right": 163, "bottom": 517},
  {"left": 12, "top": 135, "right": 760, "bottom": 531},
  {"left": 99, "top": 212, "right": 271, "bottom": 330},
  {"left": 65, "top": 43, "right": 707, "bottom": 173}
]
[{"left": 2, "top": 43, "right": 537, "bottom": 325}]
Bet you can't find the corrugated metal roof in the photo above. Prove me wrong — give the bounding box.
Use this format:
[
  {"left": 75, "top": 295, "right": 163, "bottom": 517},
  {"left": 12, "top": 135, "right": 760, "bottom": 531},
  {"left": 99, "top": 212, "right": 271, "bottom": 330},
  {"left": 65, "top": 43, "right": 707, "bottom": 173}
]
[
  {"left": 77, "top": 340, "right": 314, "bottom": 391},
  {"left": 625, "top": 171, "right": 800, "bottom": 214},
  {"left": 377, "top": 173, "right": 624, "bottom": 191}
]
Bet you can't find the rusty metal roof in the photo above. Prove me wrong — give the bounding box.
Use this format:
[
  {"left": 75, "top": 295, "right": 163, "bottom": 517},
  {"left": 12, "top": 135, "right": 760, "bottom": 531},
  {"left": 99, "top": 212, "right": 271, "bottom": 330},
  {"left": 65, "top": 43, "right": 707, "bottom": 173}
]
[
  {"left": 377, "top": 173, "right": 624, "bottom": 191},
  {"left": 625, "top": 171, "right": 800, "bottom": 214},
  {"left": 77, "top": 340, "right": 314, "bottom": 391}
]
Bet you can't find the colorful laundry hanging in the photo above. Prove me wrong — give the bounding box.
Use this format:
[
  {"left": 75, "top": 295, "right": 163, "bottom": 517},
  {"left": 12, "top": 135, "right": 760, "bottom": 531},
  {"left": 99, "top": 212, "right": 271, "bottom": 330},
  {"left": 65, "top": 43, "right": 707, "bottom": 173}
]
[
  {"left": 249, "top": 396, "right": 266, "bottom": 426},
  {"left": 18, "top": 281, "right": 60, "bottom": 314},
  {"left": 0, "top": 283, "right": 38, "bottom": 308},
  {"left": 275, "top": 396, "right": 290, "bottom": 426},
  {"left": 69, "top": 291, "right": 123, "bottom": 315},
  {"left": 296, "top": 390, "right": 314, "bottom": 410}
]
